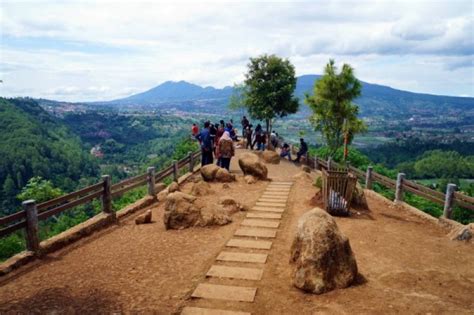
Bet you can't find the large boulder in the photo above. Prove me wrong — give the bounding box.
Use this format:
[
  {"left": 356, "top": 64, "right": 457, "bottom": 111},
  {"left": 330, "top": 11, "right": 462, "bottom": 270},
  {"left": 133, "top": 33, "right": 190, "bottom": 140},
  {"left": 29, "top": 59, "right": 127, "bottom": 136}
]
[
  {"left": 164, "top": 192, "right": 233, "bottom": 229},
  {"left": 198, "top": 207, "right": 232, "bottom": 226},
  {"left": 190, "top": 181, "right": 212, "bottom": 196},
  {"left": 164, "top": 192, "right": 200, "bottom": 229},
  {"left": 238, "top": 153, "right": 268, "bottom": 180},
  {"left": 262, "top": 150, "right": 280, "bottom": 164},
  {"left": 201, "top": 164, "right": 220, "bottom": 181},
  {"left": 290, "top": 208, "right": 358, "bottom": 294},
  {"left": 215, "top": 168, "right": 236, "bottom": 182}
]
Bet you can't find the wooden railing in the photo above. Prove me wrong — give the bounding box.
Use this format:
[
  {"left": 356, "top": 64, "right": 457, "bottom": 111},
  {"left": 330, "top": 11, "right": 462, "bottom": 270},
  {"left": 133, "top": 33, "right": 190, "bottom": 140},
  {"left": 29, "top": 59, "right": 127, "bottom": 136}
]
[
  {"left": 304, "top": 155, "right": 474, "bottom": 219},
  {"left": 0, "top": 150, "right": 201, "bottom": 253}
]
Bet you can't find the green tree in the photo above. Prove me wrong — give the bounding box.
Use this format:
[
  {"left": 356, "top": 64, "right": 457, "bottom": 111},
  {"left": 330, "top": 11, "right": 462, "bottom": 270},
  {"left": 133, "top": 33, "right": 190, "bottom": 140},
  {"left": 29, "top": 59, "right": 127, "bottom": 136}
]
[
  {"left": 243, "top": 54, "right": 299, "bottom": 136},
  {"left": 17, "top": 176, "right": 63, "bottom": 203},
  {"left": 228, "top": 83, "right": 248, "bottom": 114},
  {"left": 306, "top": 59, "right": 366, "bottom": 155}
]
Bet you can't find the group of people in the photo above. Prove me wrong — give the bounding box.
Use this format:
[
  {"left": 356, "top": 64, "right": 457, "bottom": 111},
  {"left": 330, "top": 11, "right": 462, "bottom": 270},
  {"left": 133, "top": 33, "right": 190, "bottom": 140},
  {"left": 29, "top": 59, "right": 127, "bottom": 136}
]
[
  {"left": 191, "top": 117, "right": 310, "bottom": 171},
  {"left": 192, "top": 120, "right": 236, "bottom": 170}
]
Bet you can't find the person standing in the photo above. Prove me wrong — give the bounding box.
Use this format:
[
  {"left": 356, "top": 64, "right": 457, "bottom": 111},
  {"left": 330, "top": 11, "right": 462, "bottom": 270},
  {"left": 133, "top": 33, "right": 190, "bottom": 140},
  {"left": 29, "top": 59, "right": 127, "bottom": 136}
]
[
  {"left": 252, "top": 124, "right": 262, "bottom": 149},
  {"left": 241, "top": 116, "right": 249, "bottom": 137},
  {"left": 216, "top": 131, "right": 235, "bottom": 171},
  {"left": 195, "top": 121, "right": 213, "bottom": 166},
  {"left": 294, "top": 138, "right": 308, "bottom": 163},
  {"left": 245, "top": 124, "right": 253, "bottom": 149}
]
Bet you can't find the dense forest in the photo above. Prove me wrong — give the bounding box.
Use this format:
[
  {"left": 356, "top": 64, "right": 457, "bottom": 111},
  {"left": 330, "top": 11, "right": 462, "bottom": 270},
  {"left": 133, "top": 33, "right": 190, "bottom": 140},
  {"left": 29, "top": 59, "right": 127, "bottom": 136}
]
[{"left": 0, "top": 98, "right": 100, "bottom": 215}]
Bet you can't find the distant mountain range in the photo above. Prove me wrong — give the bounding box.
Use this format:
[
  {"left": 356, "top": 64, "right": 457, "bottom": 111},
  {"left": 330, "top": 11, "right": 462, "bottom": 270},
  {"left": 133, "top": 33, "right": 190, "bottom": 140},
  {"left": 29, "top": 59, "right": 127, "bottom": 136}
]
[{"left": 105, "top": 75, "right": 473, "bottom": 117}]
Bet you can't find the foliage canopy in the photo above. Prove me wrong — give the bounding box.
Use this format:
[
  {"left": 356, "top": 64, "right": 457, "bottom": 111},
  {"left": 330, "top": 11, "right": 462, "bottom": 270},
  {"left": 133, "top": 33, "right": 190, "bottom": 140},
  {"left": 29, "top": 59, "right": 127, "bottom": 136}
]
[
  {"left": 243, "top": 54, "right": 299, "bottom": 132},
  {"left": 306, "top": 59, "right": 366, "bottom": 154}
]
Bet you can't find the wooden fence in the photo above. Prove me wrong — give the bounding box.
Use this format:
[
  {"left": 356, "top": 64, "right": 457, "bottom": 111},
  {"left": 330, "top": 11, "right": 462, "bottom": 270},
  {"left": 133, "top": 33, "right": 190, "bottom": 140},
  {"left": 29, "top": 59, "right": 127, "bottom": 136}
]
[
  {"left": 305, "top": 155, "right": 474, "bottom": 219},
  {"left": 0, "top": 150, "right": 202, "bottom": 253}
]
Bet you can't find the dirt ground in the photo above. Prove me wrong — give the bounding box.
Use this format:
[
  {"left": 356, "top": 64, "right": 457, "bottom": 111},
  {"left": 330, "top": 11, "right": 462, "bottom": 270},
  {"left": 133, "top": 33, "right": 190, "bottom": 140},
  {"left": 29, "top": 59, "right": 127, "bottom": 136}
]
[{"left": 0, "top": 148, "right": 473, "bottom": 314}]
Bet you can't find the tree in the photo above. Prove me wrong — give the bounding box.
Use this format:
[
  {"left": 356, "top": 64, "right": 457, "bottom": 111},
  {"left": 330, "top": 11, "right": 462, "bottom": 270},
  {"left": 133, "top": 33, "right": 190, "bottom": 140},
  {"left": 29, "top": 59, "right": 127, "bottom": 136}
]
[
  {"left": 243, "top": 54, "right": 299, "bottom": 136},
  {"left": 17, "top": 176, "right": 63, "bottom": 203},
  {"left": 306, "top": 59, "right": 366, "bottom": 155},
  {"left": 228, "top": 83, "right": 248, "bottom": 114}
]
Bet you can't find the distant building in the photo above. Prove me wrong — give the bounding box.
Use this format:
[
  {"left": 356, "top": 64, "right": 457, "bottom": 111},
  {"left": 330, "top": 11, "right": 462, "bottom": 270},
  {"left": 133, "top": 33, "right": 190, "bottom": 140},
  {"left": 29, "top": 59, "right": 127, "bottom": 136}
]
[{"left": 90, "top": 145, "right": 104, "bottom": 158}]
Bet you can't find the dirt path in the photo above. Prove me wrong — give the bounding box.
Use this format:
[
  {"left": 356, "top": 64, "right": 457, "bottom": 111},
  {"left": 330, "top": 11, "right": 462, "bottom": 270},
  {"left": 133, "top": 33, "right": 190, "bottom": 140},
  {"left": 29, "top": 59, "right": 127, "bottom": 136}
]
[{"left": 0, "top": 148, "right": 473, "bottom": 314}]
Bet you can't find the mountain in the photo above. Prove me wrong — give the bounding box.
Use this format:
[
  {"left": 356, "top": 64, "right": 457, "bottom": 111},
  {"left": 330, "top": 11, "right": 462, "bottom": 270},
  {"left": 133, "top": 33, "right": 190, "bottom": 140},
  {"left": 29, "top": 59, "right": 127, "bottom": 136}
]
[
  {"left": 108, "top": 75, "right": 474, "bottom": 117},
  {"left": 0, "top": 98, "right": 100, "bottom": 214},
  {"left": 112, "top": 80, "right": 233, "bottom": 104}
]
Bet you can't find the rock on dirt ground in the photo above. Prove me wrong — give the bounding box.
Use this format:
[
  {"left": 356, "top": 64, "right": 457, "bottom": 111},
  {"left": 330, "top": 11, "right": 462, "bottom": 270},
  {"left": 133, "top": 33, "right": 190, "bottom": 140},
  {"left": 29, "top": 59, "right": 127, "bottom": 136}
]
[
  {"left": 290, "top": 208, "right": 358, "bottom": 294},
  {"left": 135, "top": 210, "right": 152, "bottom": 225},
  {"left": 262, "top": 150, "right": 280, "bottom": 164},
  {"left": 215, "top": 168, "right": 236, "bottom": 182},
  {"left": 163, "top": 192, "right": 232, "bottom": 229},
  {"left": 238, "top": 152, "right": 268, "bottom": 179},
  {"left": 244, "top": 175, "right": 258, "bottom": 184},
  {"left": 190, "top": 181, "right": 212, "bottom": 196},
  {"left": 201, "top": 165, "right": 235, "bottom": 182},
  {"left": 168, "top": 182, "right": 180, "bottom": 193}
]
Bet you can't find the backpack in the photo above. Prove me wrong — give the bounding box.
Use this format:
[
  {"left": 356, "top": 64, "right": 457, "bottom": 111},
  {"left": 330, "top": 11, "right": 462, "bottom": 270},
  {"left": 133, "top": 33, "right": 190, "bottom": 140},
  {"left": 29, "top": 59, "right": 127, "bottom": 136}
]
[{"left": 219, "top": 139, "right": 234, "bottom": 158}]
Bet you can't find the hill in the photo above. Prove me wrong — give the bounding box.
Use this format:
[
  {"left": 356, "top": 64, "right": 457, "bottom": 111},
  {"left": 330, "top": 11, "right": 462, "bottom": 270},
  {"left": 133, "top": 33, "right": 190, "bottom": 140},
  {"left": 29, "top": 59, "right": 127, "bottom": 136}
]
[
  {"left": 103, "top": 75, "right": 474, "bottom": 117},
  {"left": 0, "top": 98, "right": 100, "bottom": 214}
]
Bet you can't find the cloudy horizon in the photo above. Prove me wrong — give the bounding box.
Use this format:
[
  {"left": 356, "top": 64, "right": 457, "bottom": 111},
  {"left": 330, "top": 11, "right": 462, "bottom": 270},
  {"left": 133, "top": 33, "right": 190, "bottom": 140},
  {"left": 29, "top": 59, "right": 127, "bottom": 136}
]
[{"left": 0, "top": 0, "right": 473, "bottom": 102}]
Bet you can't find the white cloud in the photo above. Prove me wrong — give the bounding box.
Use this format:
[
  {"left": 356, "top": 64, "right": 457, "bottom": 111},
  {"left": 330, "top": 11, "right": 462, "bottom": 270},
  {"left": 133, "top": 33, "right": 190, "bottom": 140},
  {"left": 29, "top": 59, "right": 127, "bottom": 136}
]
[{"left": 0, "top": 0, "right": 473, "bottom": 101}]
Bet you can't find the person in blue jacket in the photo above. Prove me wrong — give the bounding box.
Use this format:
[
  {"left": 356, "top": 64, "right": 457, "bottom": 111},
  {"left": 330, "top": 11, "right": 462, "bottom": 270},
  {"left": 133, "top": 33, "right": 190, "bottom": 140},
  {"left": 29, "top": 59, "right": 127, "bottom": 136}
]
[{"left": 195, "top": 121, "right": 214, "bottom": 166}]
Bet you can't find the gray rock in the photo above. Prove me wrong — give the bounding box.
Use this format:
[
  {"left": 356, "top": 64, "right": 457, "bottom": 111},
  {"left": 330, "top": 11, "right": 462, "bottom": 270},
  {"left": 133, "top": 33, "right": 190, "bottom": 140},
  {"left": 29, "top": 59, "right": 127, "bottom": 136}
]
[{"left": 290, "top": 208, "right": 358, "bottom": 294}]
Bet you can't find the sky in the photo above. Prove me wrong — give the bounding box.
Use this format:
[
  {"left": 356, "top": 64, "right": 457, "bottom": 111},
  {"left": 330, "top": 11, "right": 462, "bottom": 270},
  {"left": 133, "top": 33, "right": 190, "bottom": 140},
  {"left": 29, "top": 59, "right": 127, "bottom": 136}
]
[{"left": 0, "top": 0, "right": 473, "bottom": 102}]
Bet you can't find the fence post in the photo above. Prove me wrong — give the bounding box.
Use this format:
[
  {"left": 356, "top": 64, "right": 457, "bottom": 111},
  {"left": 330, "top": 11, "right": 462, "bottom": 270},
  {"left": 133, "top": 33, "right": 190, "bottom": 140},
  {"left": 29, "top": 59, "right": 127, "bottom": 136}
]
[
  {"left": 102, "top": 175, "right": 112, "bottom": 213},
  {"left": 443, "top": 184, "right": 457, "bottom": 219},
  {"left": 23, "top": 200, "right": 40, "bottom": 254},
  {"left": 314, "top": 156, "right": 319, "bottom": 170},
  {"left": 365, "top": 166, "right": 373, "bottom": 190},
  {"left": 173, "top": 160, "right": 178, "bottom": 182},
  {"left": 147, "top": 167, "right": 156, "bottom": 197},
  {"left": 188, "top": 151, "right": 194, "bottom": 173},
  {"left": 395, "top": 173, "right": 405, "bottom": 202},
  {"left": 327, "top": 157, "right": 332, "bottom": 170}
]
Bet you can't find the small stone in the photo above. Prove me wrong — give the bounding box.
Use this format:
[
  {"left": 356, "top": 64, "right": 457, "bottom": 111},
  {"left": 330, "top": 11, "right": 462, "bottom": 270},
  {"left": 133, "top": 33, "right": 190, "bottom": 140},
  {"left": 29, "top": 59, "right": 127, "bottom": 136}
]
[
  {"left": 301, "top": 165, "right": 311, "bottom": 173},
  {"left": 222, "top": 183, "right": 230, "bottom": 189},
  {"left": 215, "top": 168, "right": 236, "bottom": 182},
  {"left": 135, "top": 209, "right": 152, "bottom": 224},
  {"left": 244, "top": 175, "right": 258, "bottom": 184}
]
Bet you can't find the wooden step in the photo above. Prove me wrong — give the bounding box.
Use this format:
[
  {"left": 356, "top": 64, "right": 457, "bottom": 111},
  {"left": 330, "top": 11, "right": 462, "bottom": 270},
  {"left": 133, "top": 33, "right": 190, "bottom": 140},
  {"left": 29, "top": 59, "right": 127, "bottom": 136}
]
[
  {"left": 241, "top": 219, "right": 280, "bottom": 228},
  {"left": 252, "top": 206, "right": 285, "bottom": 213},
  {"left": 191, "top": 283, "right": 257, "bottom": 302},
  {"left": 246, "top": 212, "right": 282, "bottom": 219},
  {"left": 181, "top": 307, "right": 251, "bottom": 315},
  {"left": 226, "top": 238, "right": 272, "bottom": 250},
  {"left": 255, "top": 202, "right": 286, "bottom": 208},
  {"left": 216, "top": 251, "right": 268, "bottom": 263},
  {"left": 207, "top": 265, "right": 263, "bottom": 280},
  {"left": 235, "top": 227, "right": 277, "bottom": 238}
]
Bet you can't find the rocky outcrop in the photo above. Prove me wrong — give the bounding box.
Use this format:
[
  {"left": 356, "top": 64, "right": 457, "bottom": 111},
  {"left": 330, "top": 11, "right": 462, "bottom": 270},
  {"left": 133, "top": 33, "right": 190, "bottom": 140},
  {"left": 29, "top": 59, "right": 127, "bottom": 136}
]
[
  {"left": 218, "top": 196, "right": 246, "bottom": 215},
  {"left": 190, "top": 181, "right": 212, "bottom": 196},
  {"left": 135, "top": 209, "right": 152, "bottom": 224},
  {"left": 244, "top": 175, "right": 258, "bottom": 184},
  {"left": 447, "top": 223, "right": 473, "bottom": 242},
  {"left": 290, "top": 208, "right": 358, "bottom": 294},
  {"left": 157, "top": 189, "right": 169, "bottom": 201},
  {"left": 215, "top": 168, "right": 236, "bottom": 182},
  {"left": 164, "top": 192, "right": 200, "bottom": 229},
  {"left": 262, "top": 150, "right": 280, "bottom": 164},
  {"left": 168, "top": 182, "right": 180, "bottom": 193},
  {"left": 238, "top": 153, "right": 268, "bottom": 180},
  {"left": 201, "top": 165, "right": 236, "bottom": 182},
  {"left": 164, "top": 192, "right": 232, "bottom": 229},
  {"left": 201, "top": 164, "right": 220, "bottom": 181}
]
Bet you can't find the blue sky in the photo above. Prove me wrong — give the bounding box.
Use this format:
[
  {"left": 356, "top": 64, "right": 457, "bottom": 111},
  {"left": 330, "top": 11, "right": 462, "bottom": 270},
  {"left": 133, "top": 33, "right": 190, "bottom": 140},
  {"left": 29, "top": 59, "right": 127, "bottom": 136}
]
[{"left": 0, "top": 0, "right": 473, "bottom": 101}]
